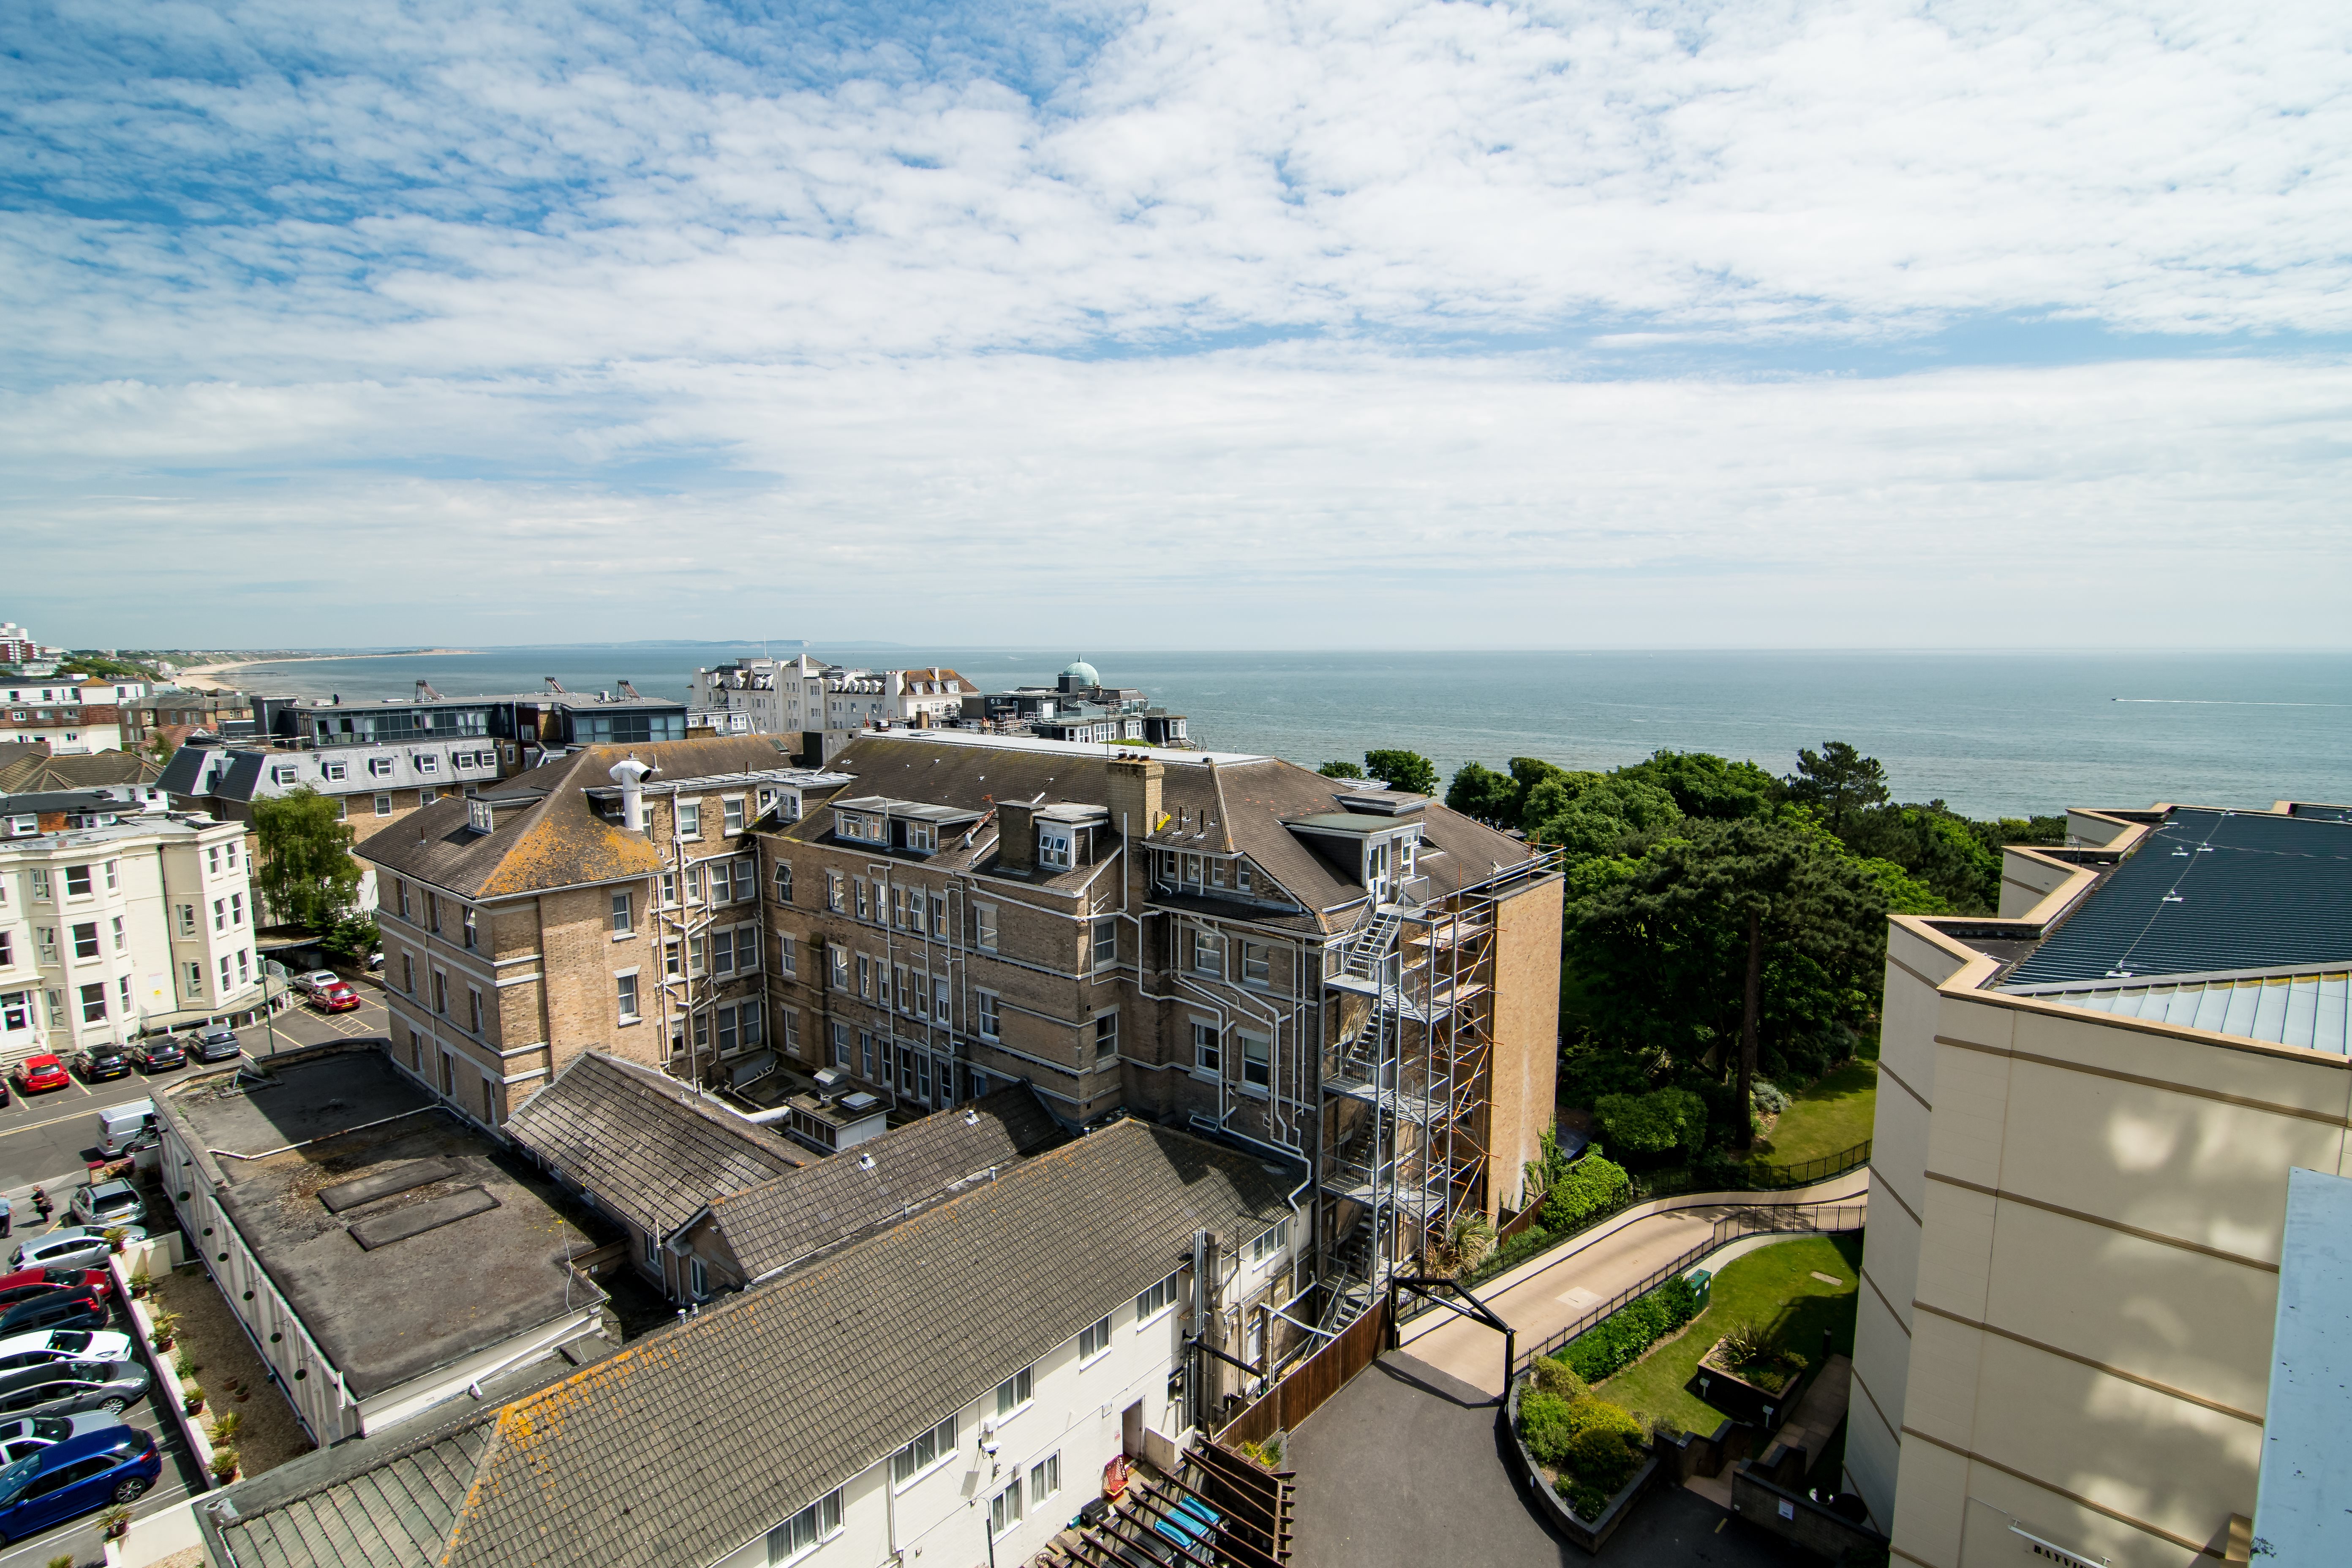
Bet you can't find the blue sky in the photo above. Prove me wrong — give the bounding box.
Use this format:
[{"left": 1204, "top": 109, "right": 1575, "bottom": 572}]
[{"left": 5, "top": 0, "right": 2350, "bottom": 649}]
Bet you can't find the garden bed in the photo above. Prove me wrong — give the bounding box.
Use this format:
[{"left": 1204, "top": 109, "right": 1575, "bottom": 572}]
[
  {"left": 1503, "top": 1374, "right": 1658, "bottom": 1553},
  {"left": 147, "top": 1264, "right": 316, "bottom": 1479}
]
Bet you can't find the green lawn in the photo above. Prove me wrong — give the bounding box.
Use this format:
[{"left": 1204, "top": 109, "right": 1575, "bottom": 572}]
[
  {"left": 1751, "top": 1059, "right": 1878, "bottom": 1168},
  {"left": 1594, "top": 1234, "right": 1863, "bottom": 1435}
]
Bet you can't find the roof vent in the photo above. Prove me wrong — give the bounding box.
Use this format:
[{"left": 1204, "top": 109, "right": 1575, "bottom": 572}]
[{"left": 857, "top": 1152, "right": 877, "bottom": 1171}]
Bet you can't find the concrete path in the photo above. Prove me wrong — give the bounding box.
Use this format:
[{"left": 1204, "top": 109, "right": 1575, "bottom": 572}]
[{"left": 1399, "top": 1170, "right": 1871, "bottom": 1398}]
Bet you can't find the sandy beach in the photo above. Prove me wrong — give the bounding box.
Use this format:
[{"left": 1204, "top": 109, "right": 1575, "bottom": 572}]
[{"left": 175, "top": 648, "right": 479, "bottom": 692}]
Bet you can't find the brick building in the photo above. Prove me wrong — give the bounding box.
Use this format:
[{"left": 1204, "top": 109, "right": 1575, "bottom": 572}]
[
  {"left": 354, "top": 735, "right": 841, "bottom": 1126},
  {"left": 753, "top": 729, "right": 1560, "bottom": 1330}
]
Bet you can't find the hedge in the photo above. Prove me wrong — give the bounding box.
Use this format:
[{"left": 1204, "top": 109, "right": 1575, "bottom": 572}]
[
  {"left": 1591, "top": 1088, "right": 1707, "bottom": 1159},
  {"left": 1540, "top": 1151, "right": 1631, "bottom": 1231},
  {"left": 1560, "top": 1272, "right": 1704, "bottom": 1383}
]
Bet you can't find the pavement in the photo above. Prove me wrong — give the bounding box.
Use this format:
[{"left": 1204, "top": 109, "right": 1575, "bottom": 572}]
[
  {"left": 1399, "top": 1169, "right": 1871, "bottom": 1399},
  {"left": 1287, "top": 1350, "right": 1820, "bottom": 1568}
]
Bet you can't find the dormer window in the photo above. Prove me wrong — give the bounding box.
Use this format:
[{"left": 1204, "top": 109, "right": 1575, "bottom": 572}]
[
  {"left": 838, "top": 812, "right": 882, "bottom": 844},
  {"left": 1039, "top": 830, "right": 1073, "bottom": 870},
  {"left": 466, "top": 800, "right": 495, "bottom": 835},
  {"left": 906, "top": 822, "right": 937, "bottom": 854}
]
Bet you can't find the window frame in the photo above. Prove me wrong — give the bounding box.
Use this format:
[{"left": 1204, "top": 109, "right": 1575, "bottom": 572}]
[
  {"left": 995, "top": 1365, "right": 1033, "bottom": 1418},
  {"left": 1077, "top": 1314, "right": 1113, "bottom": 1364},
  {"left": 890, "top": 1413, "right": 958, "bottom": 1490}
]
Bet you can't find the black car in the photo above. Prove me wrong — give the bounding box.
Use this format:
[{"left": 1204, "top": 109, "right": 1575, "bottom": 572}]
[
  {"left": 72, "top": 1046, "right": 131, "bottom": 1083},
  {"left": 125, "top": 1037, "right": 184, "bottom": 1073},
  {"left": 0, "top": 1361, "right": 149, "bottom": 1421},
  {"left": 186, "top": 1026, "right": 240, "bottom": 1064},
  {"left": 0, "top": 1296, "right": 103, "bottom": 1340}
]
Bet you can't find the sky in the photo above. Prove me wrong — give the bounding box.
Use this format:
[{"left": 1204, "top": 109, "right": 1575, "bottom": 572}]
[{"left": 5, "top": 0, "right": 2350, "bottom": 651}]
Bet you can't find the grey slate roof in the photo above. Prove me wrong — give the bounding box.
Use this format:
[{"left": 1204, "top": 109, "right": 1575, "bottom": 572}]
[
  {"left": 789, "top": 735, "right": 1540, "bottom": 935},
  {"left": 0, "top": 746, "right": 163, "bottom": 794},
  {"left": 692, "top": 1083, "right": 1063, "bottom": 1279},
  {"left": 208, "top": 1415, "right": 496, "bottom": 1568},
  {"left": 2003, "top": 808, "right": 2352, "bottom": 986},
  {"left": 504, "top": 1053, "right": 803, "bottom": 1239}
]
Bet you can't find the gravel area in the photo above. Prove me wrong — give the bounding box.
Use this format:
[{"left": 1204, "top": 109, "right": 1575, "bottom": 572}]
[{"left": 151, "top": 1265, "right": 316, "bottom": 1478}]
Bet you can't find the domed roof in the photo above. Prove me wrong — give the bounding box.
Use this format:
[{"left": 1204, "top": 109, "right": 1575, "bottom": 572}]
[{"left": 1060, "top": 659, "right": 1101, "bottom": 686}]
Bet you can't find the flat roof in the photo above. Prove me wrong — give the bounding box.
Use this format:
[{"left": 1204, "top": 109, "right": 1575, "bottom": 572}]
[
  {"left": 2253, "top": 1167, "right": 2352, "bottom": 1563},
  {"left": 901, "top": 730, "right": 1266, "bottom": 766},
  {"left": 161, "top": 1050, "right": 610, "bottom": 1400},
  {"left": 2006, "top": 964, "right": 2351, "bottom": 1054},
  {"left": 2001, "top": 808, "right": 2352, "bottom": 987}
]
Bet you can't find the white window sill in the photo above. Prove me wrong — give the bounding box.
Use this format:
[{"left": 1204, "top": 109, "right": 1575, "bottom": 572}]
[
  {"left": 617, "top": 1016, "right": 642, "bottom": 1027},
  {"left": 1135, "top": 1305, "right": 1176, "bottom": 1333},
  {"left": 1239, "top": 1083, "right": 1270, "bottom": 1100},
  {"left": 611, "top": 931, "right": 636, "bottom": 942}
]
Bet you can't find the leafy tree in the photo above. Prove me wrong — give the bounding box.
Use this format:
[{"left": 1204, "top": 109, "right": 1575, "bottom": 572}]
[
  {"left": 1524, "top": 773, "right": 1682, "bottom": 859},
  {"left": 1783, "top": 741, "right": 1890, "bottom": 837},
  {"left": 1317, "top": 760, "right": 1364, "bottom": 779},
  {"left": 1592, "top": 1086, "right": 1709, "bottom": 1159},
  {"left": 321, "top": 915, "right": 380, "bottom": 963},
  {"left": 1445, "top": 760, "right": 1516, "bottom": 826},
  {"left": 253, "top": 788, "right": 361, "bottom": 931},
  {"left": 1854, "top": 858, "right": 1950, "bottom": 916},
  {"left": 1565, "top": 817, "right": 1885, "bottom": 1149},
  {"left": 1362, "top": 749, "right": 1438, "bottom": 796},
  {"left": 1617, "top": 750, "right": 1779, "bottom": 820}
]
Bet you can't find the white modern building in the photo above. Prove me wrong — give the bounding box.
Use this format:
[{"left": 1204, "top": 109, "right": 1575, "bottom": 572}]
[
  {"left": 694, "top": 657, "right": 973, "bottom": 759},
  {"left": 0, "top": 794, "right": 264, "bottom": 1062}
]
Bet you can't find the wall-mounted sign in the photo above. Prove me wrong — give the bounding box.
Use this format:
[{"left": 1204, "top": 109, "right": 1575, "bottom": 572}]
[{"left": 2010, "top": 1524, "right": 2107, "bottom": 1568}]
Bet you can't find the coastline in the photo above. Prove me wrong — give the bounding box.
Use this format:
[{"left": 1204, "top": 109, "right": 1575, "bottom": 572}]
[{"left": 175, "top": 648, "right": 479, "bottom": 693}]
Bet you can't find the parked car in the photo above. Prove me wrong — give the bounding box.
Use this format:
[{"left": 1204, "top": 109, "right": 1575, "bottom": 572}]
[
  {"left": 291, "top": 969, "right": 341, "bottom": 1000},
  {"left": 315, "top": 978, "right": 361, "bottom": 1012},
  {"left": 0, "top": 1425, "right": 160, "bottom": 1542},
  {"left": 0, "top": 1272, "right": 109, "bottom": 1315},
  {"left": 72, "top": 1045, "right": 131, "bottom": 1083},
  {"left": 0, "top": 1331, "right": 133, "bottom": 1377},
  {"left": 0, "top": 1294, "right": 105, "bottom": 1339},
  {"left": 126, "top": 1036, "right": 185, "bottom": 1073},
  {"left": 65, "top": 1184, "right": 143, "bottom": 1233},
  {"left": 8, "top": 1056, "right": 67, "bottom": 1097},
  {"left": 187, "top": 1026, "right": 240, "bottom": 1063},
  {"left": 366, "top": 947, "right": 384, "bottom": 970},
  {"left": 95, "top": 1102, "right": 156, "bottom": 1158},
  {"left": 0, "top": 1412, "right": 123, "bottom": 1466},
  {"left": 6, "top": 1230, "right": 144, "bottom": 1279}
]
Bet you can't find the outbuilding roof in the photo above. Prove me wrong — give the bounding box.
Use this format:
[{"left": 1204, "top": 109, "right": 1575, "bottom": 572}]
[{"left": 504, "top": 1054, "right": 804, "bottom": 1240}]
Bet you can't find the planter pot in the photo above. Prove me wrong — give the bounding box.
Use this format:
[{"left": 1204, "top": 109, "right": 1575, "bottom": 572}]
[
  {"left": 1689, "top": 1341, "right": 1814, "bottom": 1431},
  {"left": 184, "top": 1396, "right": 204, "bottom": 1416},
  {"left": 1502, "top": 1376, "right": 1659, "bottom": 1554}
]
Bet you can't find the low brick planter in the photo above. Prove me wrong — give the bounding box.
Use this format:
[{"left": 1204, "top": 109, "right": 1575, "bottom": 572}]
[
  {"left": 1689, "top": 1339, "right": 1814, "bottom": 1430},
  {"left": 1501, "top": 1376, "right": 1659, "bottom": 1554}
]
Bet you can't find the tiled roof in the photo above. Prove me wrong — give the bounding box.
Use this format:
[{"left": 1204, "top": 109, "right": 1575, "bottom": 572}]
[
  {"left": 0, "top": 747, "right": 163, "bottom": 794},
  {"left": 504, "top": 1054, "right": 804, "bottom": 1239},
  {"left": 2003, "top": 808, "right": 2352, "bottom": 986},
  {"left": 434, "top": 1120, "right": 1290, "bottom": 1568},
  {"left": 207, "top": 1416, "right": 496, "bottom": 1568},
  {"left": 695, "top": 1084, "right": 1063, "bottom": 1280},
  {"left": 787, "top": 736, "right": 1541, "bottom": 934},
  {"left": 354, "top": 735, "right": 799, "bottom": 899}
]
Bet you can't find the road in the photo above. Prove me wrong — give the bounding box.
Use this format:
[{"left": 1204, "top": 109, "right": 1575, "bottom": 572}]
[{"left": 0, "top": 988, "right": 388, "bottom": 1561}]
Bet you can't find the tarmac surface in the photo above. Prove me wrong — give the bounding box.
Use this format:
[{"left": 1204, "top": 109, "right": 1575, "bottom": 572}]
[{"left": 1287, "top": 1350, "right": 1820, "bottom": 1568}]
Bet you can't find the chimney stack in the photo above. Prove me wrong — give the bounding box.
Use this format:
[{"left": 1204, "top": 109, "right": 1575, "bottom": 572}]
[{"left": 1106, "top": 754, "right": 1164, "bottom": 839}]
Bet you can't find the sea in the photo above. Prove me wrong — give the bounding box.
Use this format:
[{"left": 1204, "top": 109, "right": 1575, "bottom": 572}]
[{"left": 202, "top": 647, "right": 2352, "bottom": 822}]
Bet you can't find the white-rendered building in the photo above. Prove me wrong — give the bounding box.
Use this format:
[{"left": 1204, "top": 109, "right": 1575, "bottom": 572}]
[{"left": 0, "top": 795, "right": 264, "bottom": 1061}]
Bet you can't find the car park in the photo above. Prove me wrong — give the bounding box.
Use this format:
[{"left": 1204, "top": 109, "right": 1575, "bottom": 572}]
[
  {"left": 8, "top": 1056, "right": 67, "bottom": 1097},
  {"left": 0, "top": 1412, "right": 123, "bottom": 1466},
  {"left": 0, "top": 1425, "right": 160, "bottom": 1541},
  {"left": 73, "top": 1045, "right": 131, "bottom": 1083},
  {"left": 126, "top": 1037, "right": 185, "bottom": 1073},
  {"left": 307, "top": 977, "right": 360, "bottom": 1012},
  {"left": 0, "top": 1331, "right": 133, "bottom": 1376},
  {"left": 65, "top": 1184, "right": 143, "bottom": 1232},
  {"left": 6, "top": 1231, "right": 145, "bottom": 1279},
  {"left": 187, "top": 1026, "right": 240, "bottom": 1063},
  {"left": 0, "top": 1294, "right": 106, "bottom": 1339},
  {"left": 0, "top": 1271, "right": 110, "bottom": 1308}
]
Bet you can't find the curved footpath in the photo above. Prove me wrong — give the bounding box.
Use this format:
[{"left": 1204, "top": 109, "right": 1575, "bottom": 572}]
[{"left": 1398, "top": 1167, "right": 1872, "bottom": 1397}]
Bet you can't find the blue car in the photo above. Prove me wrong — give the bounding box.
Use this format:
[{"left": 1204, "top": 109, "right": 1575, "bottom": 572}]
[{"left": 0, "top": 1426, "right": 159, "bottom": 1544}]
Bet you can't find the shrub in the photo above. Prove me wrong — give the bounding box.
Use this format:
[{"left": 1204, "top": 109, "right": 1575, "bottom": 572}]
[
  {"left": 207, "top": 1410, "right": 244, "bottom": 1446},
  {"left": 1540, "top": 1151, "right": 1631, "bottom": 1231},
  {"left": 1750, "top": 1078, "right": 1790, "bottom": 1116},
  {"left": 1517, "top": 1388, "right": 1578, "bottom": 1467},
  {"left": 1537, "top": 1396, "right": 1648, "bottom": 1519},
  {"left": 1561, "top": 1274, "right": 1704, "bottom": 1383},
  {"left": 1530, "top": 1356, "right": 1588, "bottom": 1400},
  {"left": 1565, "top": 1424, "right": 1644, "bottom": 1498},
  {"left": 1592, "top": 1088, "right": 1708, "bottom": 1159},
  {"left": 1718, "top": 1322, "right": 1771, "bottom": 1366}
]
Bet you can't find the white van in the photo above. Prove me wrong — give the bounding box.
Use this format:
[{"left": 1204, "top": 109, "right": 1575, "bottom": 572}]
[{"left": 96, "top": 1102, "right": 157, "bottom": 1158}]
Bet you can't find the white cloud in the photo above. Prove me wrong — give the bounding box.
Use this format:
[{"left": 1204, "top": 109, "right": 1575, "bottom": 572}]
[{"left": 2, "top": 0, "right": 2348, "bottom": 644}]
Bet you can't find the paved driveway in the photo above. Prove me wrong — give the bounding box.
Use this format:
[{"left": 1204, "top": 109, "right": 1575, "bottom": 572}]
[{"left": 1286, "top": 1351, "right": 1817, "bottom": 1568}]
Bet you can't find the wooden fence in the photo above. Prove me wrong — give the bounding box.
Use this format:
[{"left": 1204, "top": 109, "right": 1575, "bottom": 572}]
[{"left": 1217, "top": 1296, "right": 1393, "bottom": 1448}]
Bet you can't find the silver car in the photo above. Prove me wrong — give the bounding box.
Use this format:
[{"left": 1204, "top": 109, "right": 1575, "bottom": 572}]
[
  {"left": 7, "top": 1230, "right": 147, "bottom": 1276},
  {"left": 65, "top": 1184, "right": 144, "bottom": 1232},
  {"left": 0, "top": 1412, "right": 122, "bottom": 1466},
  {"left": 187, "top": 1026, "right": 240, "bottom": 1064}
]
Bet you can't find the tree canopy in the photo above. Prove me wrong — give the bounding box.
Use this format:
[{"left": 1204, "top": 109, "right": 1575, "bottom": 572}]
[
  {"left": 1317, "top": 760, "right": 1364, "bottom": 779},
  {"left": 1783, "top": 741, "right": 1889, "bottom": 837},
  {"left": 1362, "top": 749, "right": 1439, "bottom": 796},
  {"left": 253, "top": 788, "right": 362, "bottom": 931}
]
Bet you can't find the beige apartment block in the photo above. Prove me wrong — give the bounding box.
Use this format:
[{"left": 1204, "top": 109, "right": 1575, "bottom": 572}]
[
  {"left": 1848, "top": 799, "right": 2352, "bottom": 1568},
  {"left": 355, "top": 734, "right": 831, "bottom": 1126},
  {"left": 757, "top": 730, "right": 1560, "bottom": 1334}
]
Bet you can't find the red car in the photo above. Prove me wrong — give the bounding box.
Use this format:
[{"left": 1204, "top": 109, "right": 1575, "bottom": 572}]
[
  {"left": 312, "top": 980, "right": 360, "bottom": 1014},
  {"left": 11, "top": 1056, "right": 69, "bottom": 1096},
  {"left": 0, "top": 1269, "right": 109, "bottom": 1308}
]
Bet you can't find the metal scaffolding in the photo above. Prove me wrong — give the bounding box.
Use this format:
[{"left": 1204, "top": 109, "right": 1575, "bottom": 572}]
[{"left": 1312, "top": 858, "right": 1554, "bottom": 1333}]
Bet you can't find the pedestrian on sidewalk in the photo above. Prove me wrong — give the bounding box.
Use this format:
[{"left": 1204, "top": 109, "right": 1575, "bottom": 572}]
[{"left": 0, "top": 1192, "right": 13, "bottom": 1239}]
